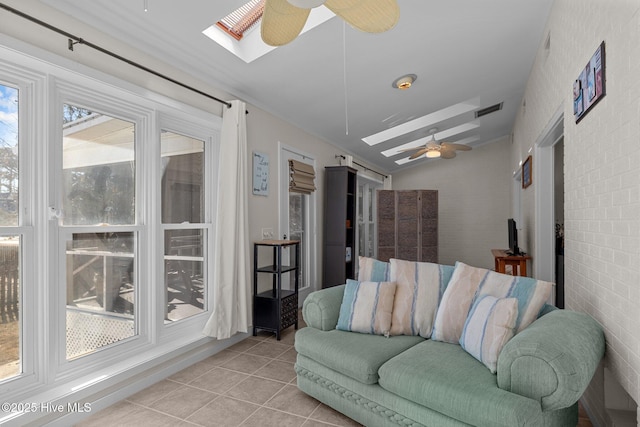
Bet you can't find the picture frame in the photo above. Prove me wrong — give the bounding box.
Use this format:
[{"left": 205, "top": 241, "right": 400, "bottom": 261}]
[
  {"left": 252, "top": 151, "right": 269, "bottom": 196},
  {"left": 574, "top": 42, "right": 606, "bottom": 123},
  {"left": 522, "top": 155, "right": 532, "bottom": 189}
]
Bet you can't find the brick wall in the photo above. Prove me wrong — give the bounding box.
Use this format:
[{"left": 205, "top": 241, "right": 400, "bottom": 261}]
[{"left": 512, "top": 0, "right": 640, "bottom": 423}]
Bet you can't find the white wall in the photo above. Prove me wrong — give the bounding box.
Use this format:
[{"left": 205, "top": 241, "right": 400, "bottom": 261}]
[
  {"left": 245, "top": 105, "right": 359, "bottom": 293},
  {"left": 392, "top": 137, "right": 512, "bottom": 270},
  {"left": 512, "top": 0, "right": 640, "bottom": 423}
]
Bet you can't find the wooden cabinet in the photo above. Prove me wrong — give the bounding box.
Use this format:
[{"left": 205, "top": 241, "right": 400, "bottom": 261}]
[
  {"left": 323, "top": 166, "right": 357, "bottom": 288},
  {"left": 377, "top": 190, "right": 438, "bottom": 263},
  {"left": 253, "top": 240, "right": 299, "bottom": 340}
]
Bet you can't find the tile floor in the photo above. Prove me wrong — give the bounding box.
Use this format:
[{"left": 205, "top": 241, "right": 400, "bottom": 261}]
[
  {"left": 77, "top": 315, "right": 361, "bottom": 427},
  {"left": 77, "top": 313, "right": 594, "bottom": 427}
]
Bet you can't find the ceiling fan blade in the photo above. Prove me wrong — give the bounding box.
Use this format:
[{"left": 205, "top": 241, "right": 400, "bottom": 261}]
[
  {"left": 324, "top": 0, "right": 400, "bottom": 33},
  {"left": 397, "top": 145, "right": 425, "bottom": 153},
  {"left": 440, "top": 150, "right": 457, "bottom": 159},
  {"left": 409, "top": 148, "right": 428, "bottom": 159},
  {"left": 261, "top": 0, "right": 311, "bottom": 46},
  {"left": 441, "top": 142, "right": 472, "bottom": 151}
]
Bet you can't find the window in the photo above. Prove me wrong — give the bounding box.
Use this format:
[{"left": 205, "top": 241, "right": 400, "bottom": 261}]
[
  {"left": 357, "top": 176, "right": 381, "bottom": 259},
  {"left": 279, "top": 146, "right": 315, "bottom": 293},
  {"left": 216, "top": 0, "right": 264, "bottom": 41},
  {"left": 161, "top": 131, "right": 208, "bottom": 322},
  {"left": 0, "top": 43, "right": 221, "bottom": 420},
  {"left": 61, "top": 105, "right": 137, "bottom": 359},
  {"left": 0, "top": 83, "right": 20, "bottom": 381}
]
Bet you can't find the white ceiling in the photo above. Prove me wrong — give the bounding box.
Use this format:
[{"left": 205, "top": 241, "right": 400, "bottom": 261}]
[{"left": 40, "top": 0, "right": 554, "bottom": 173}]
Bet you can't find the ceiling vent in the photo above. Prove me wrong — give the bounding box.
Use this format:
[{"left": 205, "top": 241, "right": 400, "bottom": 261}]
[{"left": 475, "top": 102, "right": 503, "bottom": 118}]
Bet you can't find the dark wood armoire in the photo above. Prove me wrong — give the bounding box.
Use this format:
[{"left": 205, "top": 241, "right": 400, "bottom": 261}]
[{"left": 322, "top": 166, "right": 357, "bottom": 288}]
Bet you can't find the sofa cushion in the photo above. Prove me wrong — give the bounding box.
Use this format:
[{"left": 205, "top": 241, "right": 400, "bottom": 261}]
[
  {"left": 295, "top": 327, "right": 424, "bottom": 384},
  {"left": 432, "top": 261, "right": 553, "bottom": 343},
  {"left": 358, "top": 256, "right": 390, "bottom": 282},
  {"left": 337, "top": 279, "right": 396, "bottom": 336},
  {"left": 378, "top": 340, "right": 541, "bottom": 427},
  {"left": 388, "top": 259, "right": 454, "bottom": 337},
  {"left": 459, "top": 295, "right": 518, "bottom": 373}
]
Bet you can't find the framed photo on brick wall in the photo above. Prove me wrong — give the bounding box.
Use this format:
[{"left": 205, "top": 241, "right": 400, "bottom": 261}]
[
  {"left": 522, "top": 155, "right": 532, "bottom": 189},
  {"left": 574, "top": 42, "right": 606, "bottom": 123}
]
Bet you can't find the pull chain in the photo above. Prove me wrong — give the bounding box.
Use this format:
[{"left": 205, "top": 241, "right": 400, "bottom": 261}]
[{"left": 342, "top": 22, "right": 349, "bottom": 136}]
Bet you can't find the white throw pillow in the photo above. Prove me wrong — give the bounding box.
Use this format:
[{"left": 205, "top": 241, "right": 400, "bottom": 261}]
[
  {"left": 432, "top": 261, "right": 553, "bottom": 343},
  {"left": 459, "top": 295, "right": 518, "bottom": 373},
  {"left": 388, "top": 259, "right": 454, "bottom": 337},
  {"left": 336, "top": 279, "right": 397, "bottom": 336}
]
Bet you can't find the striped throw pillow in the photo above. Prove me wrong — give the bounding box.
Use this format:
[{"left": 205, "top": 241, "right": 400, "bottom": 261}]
[
  {"left": 388, "top": 259, "right": 455, "bottom": 337},
  {"left": 336, "top": 279, "right": 397, "bottom": 336},
  {"left": 432, "top": 262, "right": 553, "bottom": 343},
  {"left": 460, "top": 295, "right": 518, "bottom": 373},
  {"left": 358, "top": 256, "right": 390, "bottom": 282}
]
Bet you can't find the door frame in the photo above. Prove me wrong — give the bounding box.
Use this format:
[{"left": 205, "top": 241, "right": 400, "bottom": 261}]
[{"left": 534, "top": 105, "right": 564, "bottom": 283}]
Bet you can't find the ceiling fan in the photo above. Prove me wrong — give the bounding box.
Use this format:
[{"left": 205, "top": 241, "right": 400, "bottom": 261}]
[
  {"left": 261, "top": 0, "right": 400, "bottom": 46},
  {"left": 400, "top": 128, "right": 472, "bottom": 160}
]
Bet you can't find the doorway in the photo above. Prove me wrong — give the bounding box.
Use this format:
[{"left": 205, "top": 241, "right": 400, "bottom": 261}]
[{"left": 534, "top": 107, "right": 564, "bottom": 307}]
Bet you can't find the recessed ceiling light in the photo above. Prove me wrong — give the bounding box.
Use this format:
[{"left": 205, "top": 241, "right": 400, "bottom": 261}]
[{"left": 392, "top": 74, "right": 417, "bottom": 90}]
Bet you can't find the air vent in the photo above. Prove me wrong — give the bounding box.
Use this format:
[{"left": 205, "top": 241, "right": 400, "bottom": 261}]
[{"left": 475, "top": 102, "right": 503, "bottom": 118}]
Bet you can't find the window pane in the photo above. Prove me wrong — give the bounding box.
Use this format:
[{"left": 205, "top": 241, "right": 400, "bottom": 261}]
[
  {"left": 62, "top": 105, "right": 135, "bottom": 225},
  {"left": 0, "top": 85, "right": 19, "bottom": 226},
  {"left": 164, "top": 229, "right": 204, "bottom": 322},
  {"left": 161, "top": 131, "right": 204, "bottom": 224},
  {"left": 289, "top": 193, "right": 305, "bottom": 286},
  {"left": 0, "top": 236, "right": 20, "bottom": 381},
  {"left": 66, "top": 232, "right": 135, "bottom": 360}
]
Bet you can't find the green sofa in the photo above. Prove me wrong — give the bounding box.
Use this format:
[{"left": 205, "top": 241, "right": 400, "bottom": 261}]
[{"left": 295, "top": 284, "right": 605, "bottom": 427}]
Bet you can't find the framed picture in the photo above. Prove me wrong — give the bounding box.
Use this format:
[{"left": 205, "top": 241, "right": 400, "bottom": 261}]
[
  {"left": 252, "top": 151, "right": 269, "bottom": 196},
  {"left": 574, "top": 42, "right": 606, "bottom": 123},
  {"left": 522, "top": 155, "right": 532, "bottom": 189}
]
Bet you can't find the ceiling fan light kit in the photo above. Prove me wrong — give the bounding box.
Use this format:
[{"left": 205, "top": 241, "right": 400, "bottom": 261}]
[{"left": 401, "top": 127, "right": 472, "bottom": 161}]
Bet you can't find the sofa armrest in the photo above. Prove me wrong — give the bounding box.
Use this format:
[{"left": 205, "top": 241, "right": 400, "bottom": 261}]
[
  {"left": 497, "top": 309, "right": 605, "bottom": 411},
  {"left": 302, "top": 285, "right": 345, "bottom": 331}
]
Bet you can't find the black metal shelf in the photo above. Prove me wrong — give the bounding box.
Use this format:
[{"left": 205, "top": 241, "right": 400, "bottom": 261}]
[{"left": 253, "top": 240, "right": 300, "bottom": 340}]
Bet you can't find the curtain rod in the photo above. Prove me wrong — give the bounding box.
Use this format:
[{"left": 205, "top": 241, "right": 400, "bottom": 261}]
[
  {"left": 0, "top": 2, "right": 233, "bottom": 109},
  {"left": 335, "top": 155, "right": 388, "bottom": 178}
]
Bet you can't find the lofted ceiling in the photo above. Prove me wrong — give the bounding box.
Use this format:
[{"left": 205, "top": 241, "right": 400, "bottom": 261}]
[{"left": 40, "top": 0, "right": 554, "bottom": 173}]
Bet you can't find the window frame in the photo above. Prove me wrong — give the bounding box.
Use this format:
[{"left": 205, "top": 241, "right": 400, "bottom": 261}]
[
  {"left": 0, "top": 65, "right": 43, "bottom": 394},
  {"left": 156, "top": 113, "right": 219, "bottom": 337}
]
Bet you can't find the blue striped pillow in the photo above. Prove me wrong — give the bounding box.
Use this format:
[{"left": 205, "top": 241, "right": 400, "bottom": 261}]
[
  {"left": 459, "top": 295, "right": 518, "bottom": 373},
  {"left": 358, "top": 256, "right": 390, "bottom": 282},
  {"left": 336, "top": 279, "right": 396, "bottom": 336},
  {"left": 388, "top": 259, "right": 455, "bottom": 337}
]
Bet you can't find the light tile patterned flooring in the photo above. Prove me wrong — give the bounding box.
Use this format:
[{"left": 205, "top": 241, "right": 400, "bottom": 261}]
[
  {"left": 76, "top": 314, "right": 361, "bottom": 427},
  {"left": 77, "top": 311, "right": 594, "bottom": 427}
]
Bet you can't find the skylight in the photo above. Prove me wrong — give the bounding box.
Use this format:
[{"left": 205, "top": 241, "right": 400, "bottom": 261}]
[
  {"left": 215, "top": 0, "right": 264, "bottom": 41},
  {"left": 202, "top": 2, "right": 335, "bottom": 63}
]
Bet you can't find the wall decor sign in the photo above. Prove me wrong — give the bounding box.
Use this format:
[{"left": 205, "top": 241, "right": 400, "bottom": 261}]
[
  {"left": 574, "top": 41, "right": 606, "bottom": 123},
  {"left": 522, "top": 155, "right": 532, "bottom": 189},
  {"left": 252, "top": 151, "right": 269, "bottom": 196}
]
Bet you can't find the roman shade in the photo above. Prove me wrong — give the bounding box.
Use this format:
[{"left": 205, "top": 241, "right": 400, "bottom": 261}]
[{"left": 289, "top": 159, "right": 316, "bottom": 194}]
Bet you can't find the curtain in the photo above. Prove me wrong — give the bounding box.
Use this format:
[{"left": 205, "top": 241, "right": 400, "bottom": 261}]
[
  {"left": 203, "top": 100, "right": 250, "bottom": 339},
  {"left": 289, "top": 159, "right": 316, "bottom": 194}
]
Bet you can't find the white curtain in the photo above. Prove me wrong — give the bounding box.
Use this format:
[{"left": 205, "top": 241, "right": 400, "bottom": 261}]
[{"left": 203, "top": 100, "right": 251, "bottom": 339}]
